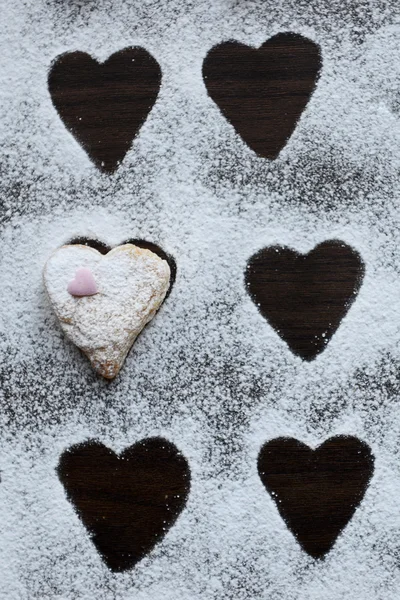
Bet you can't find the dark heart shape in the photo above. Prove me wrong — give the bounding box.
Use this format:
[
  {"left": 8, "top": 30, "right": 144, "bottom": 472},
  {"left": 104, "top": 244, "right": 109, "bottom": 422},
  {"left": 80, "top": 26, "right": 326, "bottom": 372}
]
[
  {"left": 48, "top": 47, "right": 161, "bottom": 173},
  {"left": 202, "top": 32, "right": 321, "bottom": 158},
  {"left": 57, "top": 437, "right": 190, "bottom": 572},
  {"left": 245, "top": 240, "right": 364, "bottom": 360},
  {"left": 258, "top": 436, "right": 374, "bottom": 558}
]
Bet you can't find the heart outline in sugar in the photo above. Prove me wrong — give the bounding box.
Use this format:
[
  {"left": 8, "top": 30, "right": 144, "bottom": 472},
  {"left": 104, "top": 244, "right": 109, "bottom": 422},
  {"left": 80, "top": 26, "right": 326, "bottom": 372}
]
[
  {"left": 245, "top": 239, "right": 365, "bottom": 360},
  {"left": 44, "top": 240, "right": 175, "bottom": 379},
  {"left": 57, "top": 437, "right": 191, "bottom": 572},
  {"left": 202, "top": 32, "right": 322, "bottom": 159},
  {"left": 48, "top": 47, "right": 162, "bottom": 173},
  {"left": 257, "top": 436, "right": 374, "bottom": 558}
]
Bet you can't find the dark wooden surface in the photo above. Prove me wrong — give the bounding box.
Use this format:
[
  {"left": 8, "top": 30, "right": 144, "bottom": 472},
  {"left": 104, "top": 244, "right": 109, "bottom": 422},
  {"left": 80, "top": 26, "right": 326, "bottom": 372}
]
[
  {"left": 50, "top": 34, "right": 373, "bottom": 569},
  {"left": 202, "top": 32, "right": 321, "bottom": 159},
  {"left": 245, "top": 240, "right": 364, "bottom": 360},
  {"left": 58, "top": 438, "right": 190, "bottom": 572},
  {"left": 258, "top": 436, "right": 374, "bottom": 558},
  {"left": 48, "top": 48, "right": 161, "bottom": 173}
]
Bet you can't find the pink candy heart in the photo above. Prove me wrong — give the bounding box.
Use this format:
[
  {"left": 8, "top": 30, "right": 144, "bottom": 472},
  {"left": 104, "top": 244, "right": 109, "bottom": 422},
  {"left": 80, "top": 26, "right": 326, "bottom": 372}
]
[{"left": 67, "top": 267, "right": 98, "bottom": 297}]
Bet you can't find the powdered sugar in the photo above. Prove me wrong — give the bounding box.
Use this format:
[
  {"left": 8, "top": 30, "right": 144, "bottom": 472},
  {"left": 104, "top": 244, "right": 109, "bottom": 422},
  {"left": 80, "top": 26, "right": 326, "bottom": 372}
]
[{"left": 1, "top": 0, "right": 400, "bottom": 598}]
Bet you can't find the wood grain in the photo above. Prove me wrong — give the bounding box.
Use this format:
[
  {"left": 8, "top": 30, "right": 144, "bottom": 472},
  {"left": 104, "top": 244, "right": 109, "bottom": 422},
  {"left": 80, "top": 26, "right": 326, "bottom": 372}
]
[
  {"left": 57, "top": 438, "right": 190, "bottom": 572},
  {"left": 48, "top": 47, "right": 161, "bottom": 173},
  {"left": 258, "top": 436, "right": 374, "bottom": 558},
  {"left": 245, "top": 240, "right": 364, "bottom": 360},
  {"left": 202, "top": 32, "right": 321, "bottom": 158}
]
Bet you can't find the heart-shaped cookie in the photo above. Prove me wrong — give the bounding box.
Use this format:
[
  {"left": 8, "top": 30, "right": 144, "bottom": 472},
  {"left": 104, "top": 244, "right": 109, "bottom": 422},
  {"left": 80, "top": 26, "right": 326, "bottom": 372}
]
[
  {"left": 57, "top": 438, "right": 190, "bottom": 572},
  {"left": 48, "top": 47, "right": 161, "bottom": 173},
  {"left": 245, "top": 240, "right": 364, "bottom": 360},
  {"left": 202, "top": 32, "right": 321, "bottom": 158},
  {"left": 44, "top": 243, "right": 171, "bottom": 378},
  {"left": 258, "top": 436, "right": 374, "bottom": 558}
]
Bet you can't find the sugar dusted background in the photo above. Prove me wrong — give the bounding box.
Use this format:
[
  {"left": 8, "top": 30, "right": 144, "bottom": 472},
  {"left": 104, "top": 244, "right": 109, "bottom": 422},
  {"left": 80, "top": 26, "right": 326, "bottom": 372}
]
[{"left": 1, "top": 0, "right": 400, "bottom": 598}]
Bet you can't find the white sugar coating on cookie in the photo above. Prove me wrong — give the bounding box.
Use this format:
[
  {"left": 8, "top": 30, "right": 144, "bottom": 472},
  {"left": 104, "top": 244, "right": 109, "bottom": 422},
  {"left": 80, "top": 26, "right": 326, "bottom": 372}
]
[
  {"left": 44, "top": 244, "right": 171, "bottom": 378},
  {"left": 1, "top": 1, "right": 400, "bottom": 599}
]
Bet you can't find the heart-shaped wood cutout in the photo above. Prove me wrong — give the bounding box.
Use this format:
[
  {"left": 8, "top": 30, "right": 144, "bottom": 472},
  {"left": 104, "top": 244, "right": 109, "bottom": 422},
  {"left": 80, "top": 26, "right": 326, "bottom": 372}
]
[
  {"left": 44, "top": 242, "right": 172, "bottom": 378},
  {"left": 245, "top": 240, "right": 364, "bottom": 360},
  {"left": 48, "top": 47, "right": 161, "bottom": 173},
  {"left": 202, "top": 32, "right": 321, "bottom": 158},
  {"left": 57, "top": 437, "right": 190, "bottom": 572},
  {"left": 258, "top": 436, "right": 374, "bottom": 558}
]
